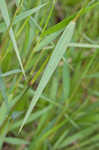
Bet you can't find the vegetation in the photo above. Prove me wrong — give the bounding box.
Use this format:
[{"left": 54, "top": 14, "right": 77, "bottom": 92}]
[{"left": 0, "top": 0, "right": 99, "bottom": 149}]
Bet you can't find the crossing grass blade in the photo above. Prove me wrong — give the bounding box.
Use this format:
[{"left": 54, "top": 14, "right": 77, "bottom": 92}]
[
  {"left": 9, "top": 106, "right": 51, "bottom": 131},
  {"left": 35, "top": 30, "right": 62, "bottom": 51},
  {"left": 14, "top": 3, "right": 47, "bottom": 25},
  {"left": 0, "top": 0, "right": 25, "bottom": 77},
  {"left": 42, "top": 1, "right": 99, "bottom": 37},
  {"left": 59, "top": 124, "right": 99, "bottom": 149},
  {"left": 19, "top": 21, "right": 76, "bottom": 132},
  {"left": 0, "top": 69, "right": 21, "bottom": 77},
  {"left": 0, "top": 3, "right": 47, "bottom": 33}
]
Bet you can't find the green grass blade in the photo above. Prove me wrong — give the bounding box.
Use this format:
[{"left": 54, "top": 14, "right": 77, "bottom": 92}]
[
  {"left": 59, "top": 124, "right": 99, "bottom": 148},
  {"left": 53, "top": 130, "right": 69, "bottom": 149},
  {"left": 19, "top": 21, "right": 76, "bottom": 132},
  {"left": 0, "top": 87, "right": 27, "bottom": 128},
  {"left": 43, "top": 1, "right": 99, "bottom": 37},
  {"left": 14, "top": 3, "right": 47, "bottom": 24},
  {"left": 0, "top": 69, "right": 21, "bottom": 77},
  {"left": 0, "top": 0, "right": 25, "bottom": 77},
  {"left": 68, "top": 43, "right": 99, "bottom": 48},
  {"left": 63, "top": 60, "right": 70, "bottom": 99},
  {"left": 35, "top": 30, "right": 62, "bottom": 51},
  {"left": 0, "top": 22, "right": 6, "bottom": 33},
  {"left": 85, "top": 73, "right": 99, "bottom": 78},
  {"left": 0, "top": 122, "right": 8, "bottom": 150},
  {"left": 4, "top": 137, "right": 29, "bottom": 145},
  {"left": 0, "top": 69, "right": 8, "bottom": 107},
  {"left": 0, "top": 3, "right": 47, "bottom": 33},
  {"left": 42, "top": 15, "right": 75, "bottom": 37},
  {"left": 10, "top": 106, "right": 51, "bottom": 131}
]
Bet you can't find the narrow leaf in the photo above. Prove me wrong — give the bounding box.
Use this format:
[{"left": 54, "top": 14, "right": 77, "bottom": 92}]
[
  {"left": 19, "top": 21, "right": 76, "bottom": 132},
  {"left": 0, "top": 0, "right": 25, "bottom": 77},
  {"left": 63, "top": 60, "right": 70, "bottom": 99},
  {"left": 4, "top": 137, "right": 29, "bottom": 145},
  {"left": 0, "top": 23, "right": 6, "bottom": 33},
  {"left": 43, "top": 1, "right": 99, "bottom": 36},
  {"left": 0, "top": 69, "right": 8, "bottom": 107},
  {"left": 68, "top": 43, "right": 99, "bottom": 48},
  {"left": 14, "top": 3, "right": 47, "bottom": 24},
  {"left": 35, "top": 30, "right": 62, "bottom": 51},
  {"left": 0, "top": 69, "right": 21, "bottom": 77}
]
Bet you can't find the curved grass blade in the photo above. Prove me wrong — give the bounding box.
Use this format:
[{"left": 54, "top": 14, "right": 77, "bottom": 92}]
[
  {"left": 0, "top": 69, "right": 21, "bottom": 77},
  {"left": 0, "top": 0, "right": 25, "bottom": 77},
  {"left": 19, "top": 21, "right": 76, "bottom": 132}
]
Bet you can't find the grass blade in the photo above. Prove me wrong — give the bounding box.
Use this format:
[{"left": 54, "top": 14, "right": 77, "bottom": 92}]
[
  {"left": 0, "top": 23, "right": 6, "bottom": 33},
  {"left": 63, "top": 60, "right": 70, "bottom": 99},
  {"left": 35, "top": 30, "right": 62, "bottom": 51},
  {"left": 0, "top": 69, "right": 8, "bottom": 107},
  {"left": 68, "top": 43, "right": 99, "bottom": 48},
  {"left": 19, "top": 21, "right": 76, "bottom": 132},
  {"left": 43, "top": 1, "right": 99, "bottom": 36},
  {"left": 0, "top": 0, "right": 25, "bottom": 77},
  {"left": 14, "top": 3, "right": 47, "bottom": 24},
  {"left": 85, "top": 73, "right": 99, "bottom": 78},
  {"left": 59, "top": 124, "right": 99, "bottom": 148},
  {"left": 0, "top": 69, "right": 21, "bottom": 77},
  {"left": 4, "top": 137, "right": 29, "bottom": 145}
]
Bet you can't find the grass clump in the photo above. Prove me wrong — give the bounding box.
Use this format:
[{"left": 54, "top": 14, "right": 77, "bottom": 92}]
[{"left": 0, "top": 0, "right": 99, "bottom": 149}]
